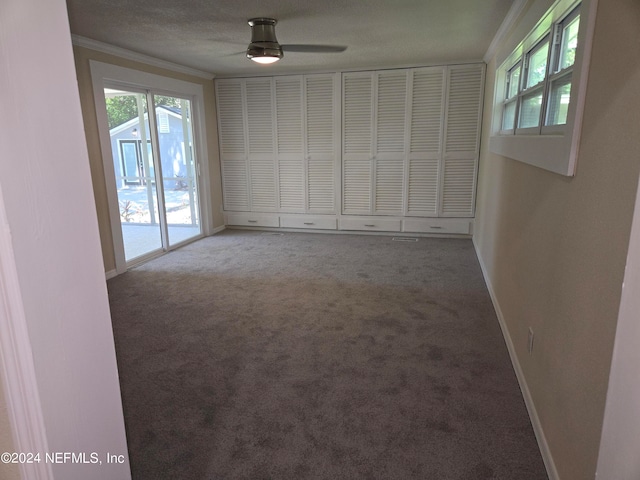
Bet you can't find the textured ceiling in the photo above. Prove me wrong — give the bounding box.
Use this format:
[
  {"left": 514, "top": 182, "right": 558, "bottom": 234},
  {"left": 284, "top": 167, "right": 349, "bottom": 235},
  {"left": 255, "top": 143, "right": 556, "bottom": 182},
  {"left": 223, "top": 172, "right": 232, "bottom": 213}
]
[{"left": 66, "top": 0, "right": 514, "bottom": 77}]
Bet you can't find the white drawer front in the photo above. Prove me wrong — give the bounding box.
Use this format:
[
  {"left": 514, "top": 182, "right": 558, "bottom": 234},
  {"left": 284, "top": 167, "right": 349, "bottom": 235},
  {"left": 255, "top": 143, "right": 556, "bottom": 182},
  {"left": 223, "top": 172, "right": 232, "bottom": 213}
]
[
  {"left": 226, "top": 213, "right": 280, "bottom": 227},
  {"left": 339, "top": 217, "right": 402, "bottom": 232},
  {"left": 280, "top": 216, "right": 337, "bottom": 230},
  {"left": 403, "top": 218, "right": 472, "bottom": 235}
]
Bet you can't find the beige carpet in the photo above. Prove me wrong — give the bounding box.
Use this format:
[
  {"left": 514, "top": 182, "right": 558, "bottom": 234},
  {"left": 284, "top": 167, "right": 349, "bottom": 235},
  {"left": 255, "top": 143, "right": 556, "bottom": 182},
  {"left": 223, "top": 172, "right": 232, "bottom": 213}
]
[{"left": 107, "top": 230, "right": 547, "bottom": 479}]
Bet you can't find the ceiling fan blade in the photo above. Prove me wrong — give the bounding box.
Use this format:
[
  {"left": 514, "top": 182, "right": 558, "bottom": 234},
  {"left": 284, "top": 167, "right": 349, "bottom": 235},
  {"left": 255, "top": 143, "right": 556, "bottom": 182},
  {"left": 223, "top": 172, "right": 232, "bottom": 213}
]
[
  {"left": 221, "top": 50, "right": 247, "bottom": 58},
  {"left": 281, "top": 44, "right": 347, "bottom": 53}
]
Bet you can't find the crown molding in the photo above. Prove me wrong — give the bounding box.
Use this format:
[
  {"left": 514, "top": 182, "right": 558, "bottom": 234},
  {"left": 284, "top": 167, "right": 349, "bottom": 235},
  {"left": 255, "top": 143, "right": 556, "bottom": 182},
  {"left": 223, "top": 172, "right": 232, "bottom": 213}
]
[
  {"left": 71, "top": 35, "right": 215, "bottom": 80},
  {"left": 484, "top": 0, "right": 529, "bottom": 62}
]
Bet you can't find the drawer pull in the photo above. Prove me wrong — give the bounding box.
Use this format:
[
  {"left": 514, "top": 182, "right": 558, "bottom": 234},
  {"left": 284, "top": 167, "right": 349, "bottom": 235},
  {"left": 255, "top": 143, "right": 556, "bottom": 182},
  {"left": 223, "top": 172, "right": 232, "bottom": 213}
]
[
  {"left": 304, "top": 222, "right": 315, "bottom": 225},
  {"left": 430, "top": 225, "right": 443, "bottom": 229},
  {"left": 364, "top": 224, "right": 376, "bottom": 227},
  {"left": 247, "top": 220, "right": 258, "bottom": 223}
]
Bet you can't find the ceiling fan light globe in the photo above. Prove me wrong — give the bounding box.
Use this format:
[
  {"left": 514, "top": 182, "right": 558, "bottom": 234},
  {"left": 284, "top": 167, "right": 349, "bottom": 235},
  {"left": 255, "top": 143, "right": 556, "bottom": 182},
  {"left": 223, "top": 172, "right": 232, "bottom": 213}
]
[{"left": 250, "top": 56, "right": 281, "bottom": 64}]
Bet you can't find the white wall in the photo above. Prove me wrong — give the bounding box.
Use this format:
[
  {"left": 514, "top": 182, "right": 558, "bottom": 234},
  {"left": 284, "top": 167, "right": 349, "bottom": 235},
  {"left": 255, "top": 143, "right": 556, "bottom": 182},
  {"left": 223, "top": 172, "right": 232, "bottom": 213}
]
[
  {"left": 0, "top": 0, "right": 130, "bottom": 478},
  {"left": 596, "top": 165, "right": 640, "bottom": 478},
  {"left": 474, "top": 0, "right": 640, "bottom": 478}
]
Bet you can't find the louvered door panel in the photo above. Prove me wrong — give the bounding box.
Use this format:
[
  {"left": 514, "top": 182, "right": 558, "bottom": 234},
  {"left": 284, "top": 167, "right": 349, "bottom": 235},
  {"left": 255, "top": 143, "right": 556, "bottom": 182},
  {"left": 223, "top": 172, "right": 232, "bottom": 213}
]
[
  {"left": 307, "top": 158, "right": 334, "bottom": 211},
  {"left": 246, "top": 79, "right": 275, "bottom": 155},
  {"left": 441, "top": 65, "right": 484, "bottom": 217},
  {"left": 305, "top": 74, "right": 336, "bottom": 212},
  {"left": 444, "top": 66, "right": 483, "bottom": 154},
  {"left": 410, "top": 68, "right": 444, "bottom": 154},
  {"left": 221, "top": 157, "right": 249, "bottom": 211},
  {"left": 441, "top": 157, "right": 476, "bottom": 216},
  {"left": 376, "top": 72, "right": 407, "bottom": 153},
  {"left": 245, "top": 78, "right": 277, "bottom": 210},
  {"left": 374, "top": 156, "right": 404, "bottom": 214},
  {"left": 406, "top": 67, "right": 444, "bottom": 216},
  {"left": 343, "top": 74, "right": 372, "bottom": 155},
  {"left": 343, "top": 73, "right": 373, "bottom": 213},
  {"left": 275, "top": 77, "right": 303, "bottom": 154},
  {"left": 407, "top": 157, "right": 439, "bottom": 215},
  {"left": 306, "top": 75, "right": 334, "bottom": 156},
  {"left": 278, "top": 157, "right": 304, "bottom": 211},
  {"left": 275, "top": 77, "right": 304, "bottom": 211},
  {"left": 216, "top": 79, "right": 249, "bottom": 211},
  {"left": 250, "top": 157, "right": 277, "bottom": 211},
  {"left": 343, "top": 158, "right": 371, "bottom": 213},
  {"left": 374, "top": 72, "right": 407, "bottom": 215},
  {"left": 216, "top": 81, "right": 246, "bottom": 156}
]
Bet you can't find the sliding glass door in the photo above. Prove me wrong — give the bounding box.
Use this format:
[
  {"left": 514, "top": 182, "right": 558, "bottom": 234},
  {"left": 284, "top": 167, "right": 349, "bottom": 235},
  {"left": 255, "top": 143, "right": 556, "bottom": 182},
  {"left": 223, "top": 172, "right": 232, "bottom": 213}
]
[
  {"left": 103, "top": 87, "right": 202, "bottom": 264},
  {"left": 153, "top": 95, "right": 200, "bottom": 246}
]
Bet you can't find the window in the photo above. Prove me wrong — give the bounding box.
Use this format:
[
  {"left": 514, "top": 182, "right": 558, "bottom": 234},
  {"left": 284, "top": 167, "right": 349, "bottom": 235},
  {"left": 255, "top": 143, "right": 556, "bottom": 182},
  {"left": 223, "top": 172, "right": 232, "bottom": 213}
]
[
  {"left": 501, "top": 63, "right": 521, "bottom": 131},
  {"left": 499, "top": 5, "right": 580, "bottom": 134},
  {"left": 546, "top": 7, "right": 580, "bottom": 126},
  {"left": 525, "top": 38, "right": 550, "bottom": 88},
  {"left": 489, "top": 0, "right": 595, "bottom": 176}
]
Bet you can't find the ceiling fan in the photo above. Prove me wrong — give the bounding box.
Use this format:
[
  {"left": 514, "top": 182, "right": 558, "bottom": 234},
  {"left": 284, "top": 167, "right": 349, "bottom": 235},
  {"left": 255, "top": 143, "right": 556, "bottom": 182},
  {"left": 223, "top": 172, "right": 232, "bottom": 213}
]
[{"left": 246, "top": 18, "right": 347, "bottom": 64}]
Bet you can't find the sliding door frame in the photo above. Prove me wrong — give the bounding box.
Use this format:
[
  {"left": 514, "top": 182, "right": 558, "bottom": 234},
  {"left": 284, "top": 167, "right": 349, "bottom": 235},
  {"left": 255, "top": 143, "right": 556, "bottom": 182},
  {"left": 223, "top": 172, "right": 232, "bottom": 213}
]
[{"left": 90, "top": 61, "right": 212, "bottom": 275}]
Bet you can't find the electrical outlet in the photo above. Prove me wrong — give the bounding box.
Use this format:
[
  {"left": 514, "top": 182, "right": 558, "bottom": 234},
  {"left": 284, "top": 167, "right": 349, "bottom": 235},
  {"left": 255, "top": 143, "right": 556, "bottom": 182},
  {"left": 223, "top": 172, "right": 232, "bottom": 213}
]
[{"left": 528, "top": 327, "right": 535, "bottom": 355}]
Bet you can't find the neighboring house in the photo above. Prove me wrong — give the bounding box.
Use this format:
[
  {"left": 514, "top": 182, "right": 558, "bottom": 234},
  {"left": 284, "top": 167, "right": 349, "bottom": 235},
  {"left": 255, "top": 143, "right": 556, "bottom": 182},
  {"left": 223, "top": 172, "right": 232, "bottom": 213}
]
[{"left": 109, "top": 105, "right": 191, "bottom": 190}]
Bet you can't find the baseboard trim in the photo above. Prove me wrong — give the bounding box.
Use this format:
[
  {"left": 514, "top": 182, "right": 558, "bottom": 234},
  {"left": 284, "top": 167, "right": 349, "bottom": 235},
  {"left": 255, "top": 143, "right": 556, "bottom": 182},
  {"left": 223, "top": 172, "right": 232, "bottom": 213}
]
[
  {"left": 105, "top": 269, "right": 117, "bottom": 280},
  {"left": 210, "top": 225, "right": 226, "bottom": 235},
  {"left": 472, "top": 237, "right": 559, "bottom": 480}
]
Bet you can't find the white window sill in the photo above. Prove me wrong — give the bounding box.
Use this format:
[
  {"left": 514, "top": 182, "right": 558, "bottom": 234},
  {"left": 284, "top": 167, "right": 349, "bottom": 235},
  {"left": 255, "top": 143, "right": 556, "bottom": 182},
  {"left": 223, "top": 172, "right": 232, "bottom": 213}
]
[{"left": 489, "top": 133, "right": 575, "bottom": 176}]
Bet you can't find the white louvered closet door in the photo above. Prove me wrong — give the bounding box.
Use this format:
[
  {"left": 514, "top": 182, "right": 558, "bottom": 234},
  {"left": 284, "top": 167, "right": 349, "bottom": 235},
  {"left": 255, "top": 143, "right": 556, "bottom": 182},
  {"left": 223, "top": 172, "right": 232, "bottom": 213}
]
[
  {"left": 342, "top": 73, "right": 373, "bottom": 214},
  {"left": 246, "top": 78, "right": 277, "bottom": 212},
  {"left": 275, "top": 76, "right": 304, "bottom": 212},
  {"left": 374, "top": 71, "right": 407, "bottom": 215},
  {"left": 441, "top": 65, "right": 484, "bottom": 217},
  {"left": 305, "top": 74, "right": 336, "bottom": 213},
  {"left": 406, "top": 67, "right": 445, "bottom": 217},
  {"left": 216, "top": 80, "right": 249, "bottom": 211}
]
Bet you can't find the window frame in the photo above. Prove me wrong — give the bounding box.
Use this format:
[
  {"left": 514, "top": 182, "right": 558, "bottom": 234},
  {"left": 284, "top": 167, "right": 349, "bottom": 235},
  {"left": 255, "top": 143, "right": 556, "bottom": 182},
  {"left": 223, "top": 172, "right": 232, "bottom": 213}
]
[
  {"left": 500, "top": 60, "right": 523, "bottom": 133},
  {"left": 516, "top": 33, "right": 552, "bottom": 134},
  {"left": 542, "top": 5, "right": 581, "bottom": 133},
  {"left": 552, "top": 6, "right": 581, "bottom": 74},
  {"left": 90, "top": 60, "right": 213, "bottom": 274},
  {"left": 489, "top": 0, "right": 598, "bottom": 176}
]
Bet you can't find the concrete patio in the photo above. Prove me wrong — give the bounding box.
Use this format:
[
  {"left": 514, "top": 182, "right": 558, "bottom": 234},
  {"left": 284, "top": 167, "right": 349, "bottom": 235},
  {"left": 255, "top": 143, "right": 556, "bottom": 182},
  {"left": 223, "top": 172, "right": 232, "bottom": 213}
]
[{"left": 117, "top": 185, "right": 201, "bottom": 261}]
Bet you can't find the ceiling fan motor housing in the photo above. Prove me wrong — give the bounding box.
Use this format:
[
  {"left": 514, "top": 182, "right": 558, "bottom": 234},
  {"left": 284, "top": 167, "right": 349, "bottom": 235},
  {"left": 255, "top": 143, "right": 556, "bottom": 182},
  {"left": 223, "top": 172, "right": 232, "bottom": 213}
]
[{"left": 247, "top": 18, "right": 284, "bottom": 61}]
